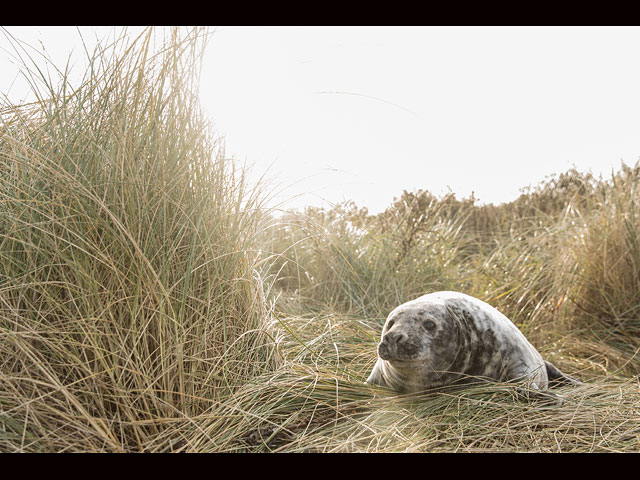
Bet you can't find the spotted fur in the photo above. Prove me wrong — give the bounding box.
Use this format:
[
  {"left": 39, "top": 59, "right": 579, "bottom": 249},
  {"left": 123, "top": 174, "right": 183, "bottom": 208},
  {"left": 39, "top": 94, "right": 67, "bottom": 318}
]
[{"left": 366, "top": 291, "right": 582, "bottom": 394}]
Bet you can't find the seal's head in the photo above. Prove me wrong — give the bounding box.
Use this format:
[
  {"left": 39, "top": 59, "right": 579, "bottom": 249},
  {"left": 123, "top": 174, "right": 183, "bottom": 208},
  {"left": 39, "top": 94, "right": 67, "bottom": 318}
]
[{"left": 377, "top": 300, "right": 459, "bottom": 365}]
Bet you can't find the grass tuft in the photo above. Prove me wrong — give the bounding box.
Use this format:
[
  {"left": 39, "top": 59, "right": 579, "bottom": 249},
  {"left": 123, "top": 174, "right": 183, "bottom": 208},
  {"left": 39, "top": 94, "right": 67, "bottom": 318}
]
[{"left": 0, "top": 27, "right": 276, "bottom": 452}]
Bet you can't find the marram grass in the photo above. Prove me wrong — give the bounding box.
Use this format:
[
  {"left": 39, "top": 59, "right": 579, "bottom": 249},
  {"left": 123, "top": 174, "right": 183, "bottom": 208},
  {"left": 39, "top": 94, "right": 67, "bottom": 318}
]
[
  {"left": 0, "top": 27, "right": 276, "bottom": 452},
  {"left": 1, "top": 27, "right": 640, "bottom": 452}
]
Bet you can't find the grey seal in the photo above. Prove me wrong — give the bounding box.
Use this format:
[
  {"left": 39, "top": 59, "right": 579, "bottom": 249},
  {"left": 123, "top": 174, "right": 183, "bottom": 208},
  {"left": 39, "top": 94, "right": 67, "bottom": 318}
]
[{"left": 366, "top": 291, "right": 582, "bottom": 395}]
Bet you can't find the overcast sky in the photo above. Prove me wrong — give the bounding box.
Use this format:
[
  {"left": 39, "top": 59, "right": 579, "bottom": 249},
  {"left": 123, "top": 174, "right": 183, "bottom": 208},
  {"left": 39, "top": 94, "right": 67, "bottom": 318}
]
[{"left": 2, "top": 26, "right": 640, "bottom": 213}]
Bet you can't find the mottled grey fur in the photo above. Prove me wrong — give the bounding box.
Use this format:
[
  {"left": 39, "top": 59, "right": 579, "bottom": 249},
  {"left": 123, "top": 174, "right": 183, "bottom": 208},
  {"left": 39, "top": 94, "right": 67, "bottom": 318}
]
[{"left": 367, "top": 291, "right": 582, "bottom": 395}]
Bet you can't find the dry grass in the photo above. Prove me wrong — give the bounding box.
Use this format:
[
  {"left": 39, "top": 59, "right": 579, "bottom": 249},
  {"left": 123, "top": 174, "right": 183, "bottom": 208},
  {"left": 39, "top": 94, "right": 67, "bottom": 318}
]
[
  {"left": 179, "top": 311, "right": 640, "bottom": 453},
  {"left": 0, "top": 27, "right": 276, "bottom": 452}
]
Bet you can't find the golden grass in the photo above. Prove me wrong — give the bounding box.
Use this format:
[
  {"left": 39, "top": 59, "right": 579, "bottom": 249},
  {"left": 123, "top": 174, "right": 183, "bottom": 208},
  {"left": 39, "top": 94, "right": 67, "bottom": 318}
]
[{"left": 0, "top": 27, "right": 276, "bottom": 452}]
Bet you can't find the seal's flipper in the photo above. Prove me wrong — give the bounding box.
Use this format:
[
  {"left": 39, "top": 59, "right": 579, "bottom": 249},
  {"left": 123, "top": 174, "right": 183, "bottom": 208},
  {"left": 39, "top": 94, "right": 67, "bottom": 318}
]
[
  {"left": 545, "top": 361, "right": 584, "bottom": 387},
  {"left": 366, "top": 361, "right": 384, "bottom": 386},
  {"left": 516, "top": 380, "right": 564, "bottom": 405}
]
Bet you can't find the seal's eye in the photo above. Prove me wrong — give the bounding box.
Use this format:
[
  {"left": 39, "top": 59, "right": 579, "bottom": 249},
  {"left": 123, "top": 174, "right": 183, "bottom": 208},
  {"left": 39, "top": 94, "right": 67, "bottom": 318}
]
[
  {"left": 385, "top": 319, "right": 395, "bottom": 331},
  {"left": 422, "top": 320, "right": 436, "bottom": 331}
]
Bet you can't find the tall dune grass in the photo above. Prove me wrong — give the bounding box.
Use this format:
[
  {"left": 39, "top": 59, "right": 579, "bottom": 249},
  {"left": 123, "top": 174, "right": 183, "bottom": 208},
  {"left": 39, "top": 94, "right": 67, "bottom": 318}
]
[
  {"left": 263, "top": 201, "right": 469, "bottom": 319},
  {"left": 552, "top": 163, "right": 640, "bottom": 372},
  {"left": 0, "top": 27, "right": 276, "bottom": 452}
]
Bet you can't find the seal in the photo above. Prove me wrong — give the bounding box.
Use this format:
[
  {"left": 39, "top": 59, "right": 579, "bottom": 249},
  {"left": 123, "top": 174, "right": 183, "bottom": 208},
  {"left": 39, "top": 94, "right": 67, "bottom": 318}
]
[{"left": 366, "top": 291, "right": 582, "bottom": 395}]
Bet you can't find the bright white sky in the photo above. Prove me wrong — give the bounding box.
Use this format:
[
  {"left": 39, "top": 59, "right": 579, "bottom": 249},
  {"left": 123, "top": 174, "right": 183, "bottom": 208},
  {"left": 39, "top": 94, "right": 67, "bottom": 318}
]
[{"left": 2, "top": 26, "right": 640, "bottom": 214}]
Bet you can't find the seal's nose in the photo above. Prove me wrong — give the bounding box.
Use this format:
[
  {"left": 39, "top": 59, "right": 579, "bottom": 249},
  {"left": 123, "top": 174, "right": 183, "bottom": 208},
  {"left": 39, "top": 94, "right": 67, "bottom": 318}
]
[
  {"left": 379, "top": 330, "right": 410, "bottom": 360},
  {"left": 382, "top": 331, "right": 408, "bottom": 346}
]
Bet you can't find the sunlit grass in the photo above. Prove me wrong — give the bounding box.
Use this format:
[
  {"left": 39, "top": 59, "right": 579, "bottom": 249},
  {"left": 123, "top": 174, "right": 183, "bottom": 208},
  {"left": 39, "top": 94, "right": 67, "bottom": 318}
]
[{"left": 0, "top": 27, "right": 276, "bottom": 452}]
